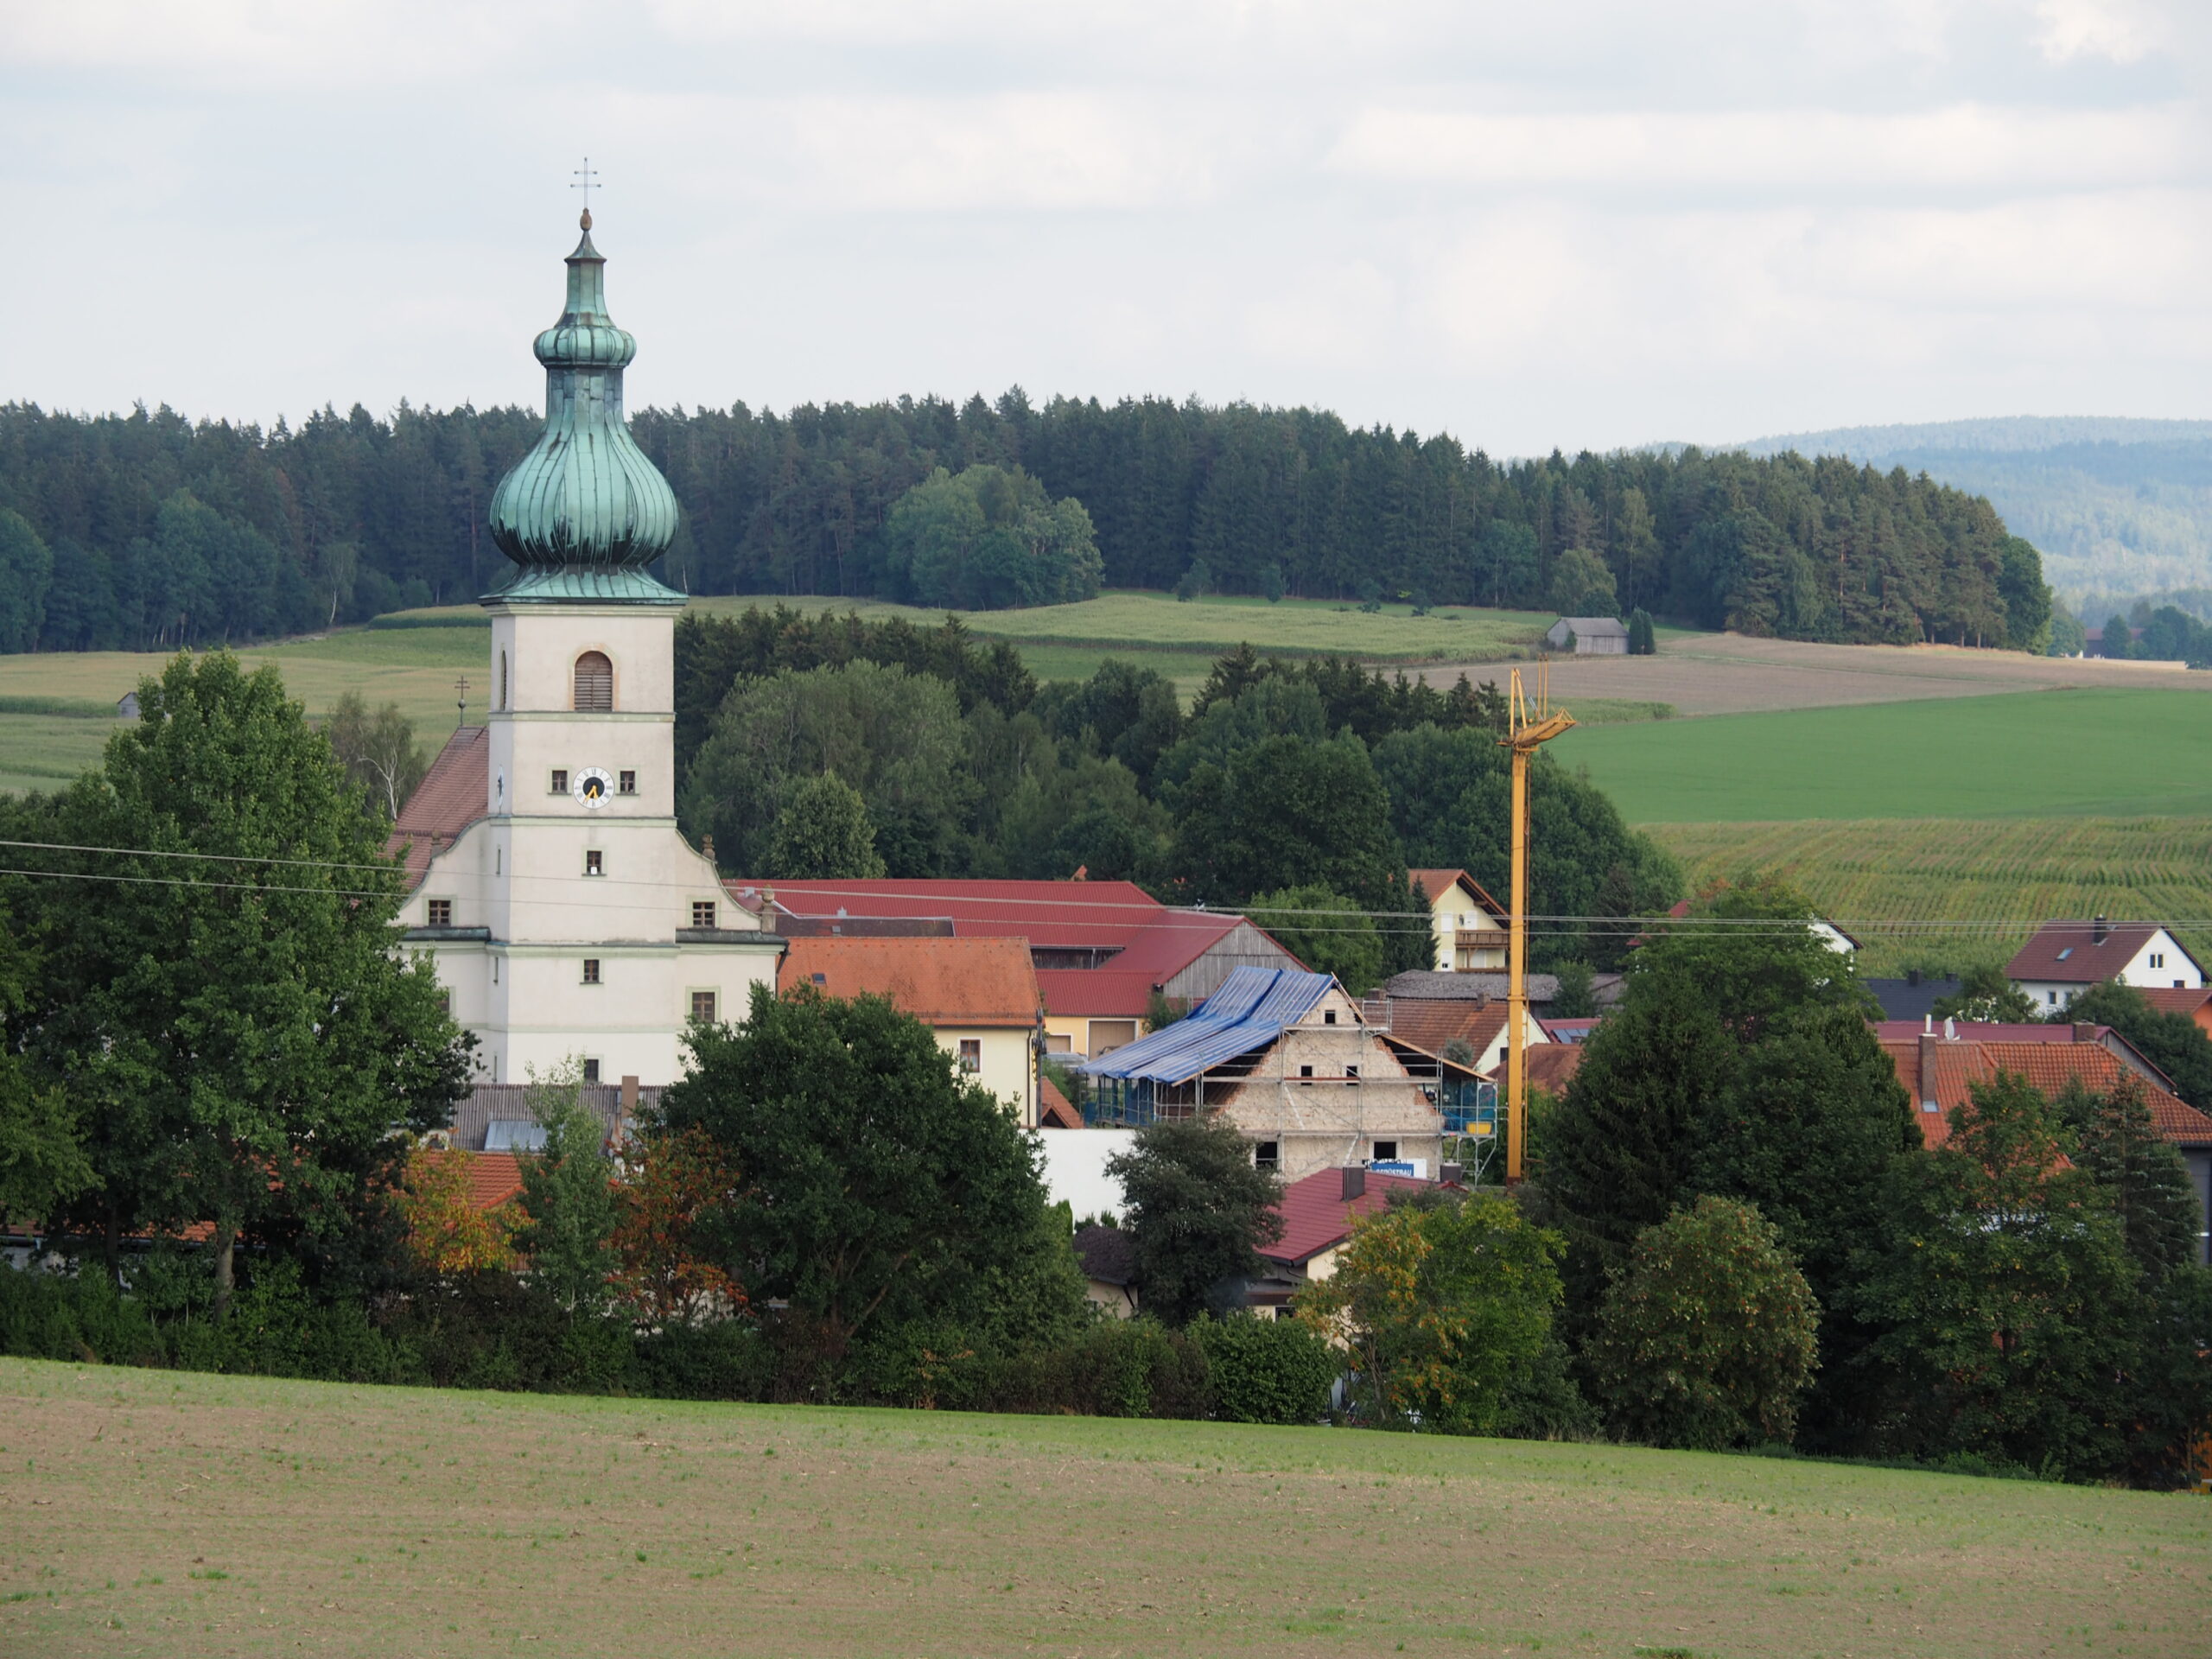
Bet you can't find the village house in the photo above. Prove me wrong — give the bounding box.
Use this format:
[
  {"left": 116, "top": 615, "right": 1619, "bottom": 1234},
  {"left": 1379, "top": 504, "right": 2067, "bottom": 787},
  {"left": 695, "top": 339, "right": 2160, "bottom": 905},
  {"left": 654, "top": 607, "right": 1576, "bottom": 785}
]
[
  {"left": 1879, "top": 1020, "right": 2212, "bottom": 1263},
  {"left": 1408, "top": 868, "right": 1507, "bottom": 971},
  {"left": 1242, "top": 1166, "right": 1446, "bottom": 1318},
  {"left": 776, "top": 936, "right": 1045, "bottom": 1125},
  {"left": 2006, "top": 918, "right": 2206, "bottom": 1010},
  {"left": 728, "top": 878, "right": 1300, "bottom": 1061},
  {"left": 1072, "top": 1224, "right": 1139, "bottom": 1319},
  {"left": 1077, "top": 967, "right": 1446, "bottom": 1180}
]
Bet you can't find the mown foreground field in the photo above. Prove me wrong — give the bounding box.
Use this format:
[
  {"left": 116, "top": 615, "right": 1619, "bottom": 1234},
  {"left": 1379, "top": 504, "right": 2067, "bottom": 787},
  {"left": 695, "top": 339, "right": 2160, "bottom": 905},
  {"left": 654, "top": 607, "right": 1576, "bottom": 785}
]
[
  {"left": 6, "top": 1361, "right": 2210, "bottom": 1659},
  {"left": 1650, "top": 816, "right": 2212, "bottom": 979}
]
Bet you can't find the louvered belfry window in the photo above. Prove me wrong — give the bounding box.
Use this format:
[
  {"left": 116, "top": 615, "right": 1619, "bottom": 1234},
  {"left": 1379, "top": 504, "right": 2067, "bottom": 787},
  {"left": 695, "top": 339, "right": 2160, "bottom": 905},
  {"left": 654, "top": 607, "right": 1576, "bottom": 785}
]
[{"left": 573, "top": 651, "right": 613, "bottom": 711}]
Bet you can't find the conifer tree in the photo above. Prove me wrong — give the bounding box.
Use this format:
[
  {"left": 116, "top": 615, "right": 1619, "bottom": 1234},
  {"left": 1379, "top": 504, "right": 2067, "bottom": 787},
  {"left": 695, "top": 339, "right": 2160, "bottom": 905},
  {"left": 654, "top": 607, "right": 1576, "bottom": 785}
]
[{"left": 2076, "top": 1072, "right": 2199, "bottom": 1282}]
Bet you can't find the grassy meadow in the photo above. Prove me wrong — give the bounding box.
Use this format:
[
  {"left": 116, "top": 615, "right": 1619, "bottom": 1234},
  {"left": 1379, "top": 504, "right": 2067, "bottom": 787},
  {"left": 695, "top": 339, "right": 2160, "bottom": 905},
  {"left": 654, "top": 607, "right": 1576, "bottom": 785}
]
[
  {"left": 1563, "top": 687, "right": 2212, "bottom": 824},
  {"left": 7, "top": 1359, "right": 2209, "bottom": 1659}
]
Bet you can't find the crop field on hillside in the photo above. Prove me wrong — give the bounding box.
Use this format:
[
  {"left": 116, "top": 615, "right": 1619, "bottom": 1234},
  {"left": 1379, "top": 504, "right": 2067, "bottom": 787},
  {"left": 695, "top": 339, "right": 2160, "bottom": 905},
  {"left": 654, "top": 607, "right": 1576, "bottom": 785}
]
[
  {"left": 1564, "top": 688, "right": 2212, "bottom": 824},
  {"left": 686, "top": 589, "right": 1567, "bottom": 664},
  {"left": 1422, "top": 632, "right": 2211, "bottom": 718},
  {"left": 1649, "top": 816, "right": 2212, "bottom": 977},
  {"left": 8, "top": 1361, "right": 2209, "bottom": 1659}
]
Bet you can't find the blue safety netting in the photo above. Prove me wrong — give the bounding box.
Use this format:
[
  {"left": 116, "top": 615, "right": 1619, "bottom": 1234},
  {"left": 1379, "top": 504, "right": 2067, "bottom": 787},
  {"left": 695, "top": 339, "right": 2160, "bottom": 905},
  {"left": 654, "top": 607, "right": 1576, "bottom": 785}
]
[{"left": 1076, "top": 967, "right": 1336, "bottom": 1086}]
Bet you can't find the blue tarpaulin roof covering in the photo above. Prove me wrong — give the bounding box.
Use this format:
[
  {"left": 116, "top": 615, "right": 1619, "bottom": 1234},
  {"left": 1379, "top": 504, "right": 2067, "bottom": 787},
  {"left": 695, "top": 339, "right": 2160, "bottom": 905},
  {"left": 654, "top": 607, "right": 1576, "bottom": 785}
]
[{"left": 1077, "top": 967, "right": 1336, "bottom": 1085}]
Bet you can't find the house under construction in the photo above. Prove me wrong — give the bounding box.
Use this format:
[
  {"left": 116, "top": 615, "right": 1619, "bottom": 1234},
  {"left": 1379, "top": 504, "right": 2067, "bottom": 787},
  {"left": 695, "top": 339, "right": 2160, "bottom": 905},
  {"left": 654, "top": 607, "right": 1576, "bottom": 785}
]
[{"left": 1077, "top": 968, "right": 1459, "bottom": 1180}]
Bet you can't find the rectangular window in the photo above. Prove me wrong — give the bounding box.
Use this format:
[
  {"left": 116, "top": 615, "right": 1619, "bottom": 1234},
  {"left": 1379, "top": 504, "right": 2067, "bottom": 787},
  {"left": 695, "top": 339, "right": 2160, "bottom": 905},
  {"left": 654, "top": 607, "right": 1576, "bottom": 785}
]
[
  {"left": 1254, "top": 1140, "right": 1279, "bottom": 1171},
  {"left": 584, "top": 849, "right": 603, "bottom": 876},
  {"left": 550, "top": 769, "right": 569, "bottom": 794},
  {"left": 1324, "top": 1008, "right": 1337, "bottom": 1025},
  {"left": 426, "top": 899, "right": 452, "bottom": 927},
  {"left": 582, "top": 1058, "right": 601, "bottom": 1083},
  {"left": 1372, "top": 1141, "right": 1398, "bottom": 1163},
  {"left": 582, "top": 958, "right": 601, "bottom": 985},
  {"left": 2152, "top": 952, "right": 2165, "bottom": 968},
  {"left": 958, "top": 1039, "right": 982, "bottom": 1072},
  {"left": 620, "top": 770, "right": 637, "bottom": 795},
  {"left": 691, "top": 900, "right": 717, "bottom": 929},
  {"left": 1299, "top": 1065, "right": 1313, "bottom": 1082},
  {"left": 690, "top": 989, "right": 717, "bottom": 1023},
  {"left": 1345, "top": 1065, "right": 1359, "bottom": 1082},
  {"left": 436, "top": 989, "right": 451, "bottom": 1016},
  {"left": 1044, "top": 1032, "right": 1073, "bottom": 1054}
]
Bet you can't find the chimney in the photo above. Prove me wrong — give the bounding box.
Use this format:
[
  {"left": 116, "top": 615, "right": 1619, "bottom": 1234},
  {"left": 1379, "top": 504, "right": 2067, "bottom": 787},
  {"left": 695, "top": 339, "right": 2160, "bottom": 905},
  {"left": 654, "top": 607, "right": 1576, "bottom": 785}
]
[
  {"left": 1440, "top": 1161, "right": 1465, "bottom": 1185},
  {"left": 2073, "top": 1022, "right": 2097, "bottom": 1044},
  {"left": 1923, "top": 1013, "right": 1933, "bottom": 1035},
  {"left": 1340, "top": 1166, "right": 1366, "bottom": 1202},
  {"left": 1908, "top": 968, "right": 1922, "bottom": 987},
  {"left": 2093, "top": 914, "right": 2109, "bottom": 945}
]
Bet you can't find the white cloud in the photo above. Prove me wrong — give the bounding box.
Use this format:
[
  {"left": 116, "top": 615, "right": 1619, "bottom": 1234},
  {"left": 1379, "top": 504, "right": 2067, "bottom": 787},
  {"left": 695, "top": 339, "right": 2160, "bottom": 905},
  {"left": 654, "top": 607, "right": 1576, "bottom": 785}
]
[
  {"left": 2032, "top": 0, "right": 2168, "bottom": 63},
  {"left": 1329, "top": 103, "right": 2205, "bottom": 194}
]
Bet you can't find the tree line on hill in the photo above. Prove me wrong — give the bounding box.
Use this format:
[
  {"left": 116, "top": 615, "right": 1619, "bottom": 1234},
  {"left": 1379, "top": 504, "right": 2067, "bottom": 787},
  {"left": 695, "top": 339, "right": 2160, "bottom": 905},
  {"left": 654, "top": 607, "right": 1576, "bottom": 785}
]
[
  {"left": 668, "top": 608, "right": 1681, "bottom": 979},
  {"left": 0, "top": 394, "right": 2050, "bottom": 652},
  {"left": 5, "top": 654, "right": 2212, "bottom": 1482}
]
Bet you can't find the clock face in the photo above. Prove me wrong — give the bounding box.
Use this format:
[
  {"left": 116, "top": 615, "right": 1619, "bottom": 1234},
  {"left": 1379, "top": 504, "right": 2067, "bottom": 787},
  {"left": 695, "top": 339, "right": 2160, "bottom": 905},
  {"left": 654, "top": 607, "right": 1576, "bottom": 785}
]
[{"left": 572, "top": 766, "right": 613, "bottom": 807}]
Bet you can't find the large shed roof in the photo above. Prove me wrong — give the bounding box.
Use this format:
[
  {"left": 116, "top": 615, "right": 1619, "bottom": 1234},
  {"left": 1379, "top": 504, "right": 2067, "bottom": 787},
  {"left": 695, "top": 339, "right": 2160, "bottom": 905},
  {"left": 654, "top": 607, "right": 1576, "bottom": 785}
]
[{"left": 1076, "top": 967, "right": 1335, "bottom": 1085}]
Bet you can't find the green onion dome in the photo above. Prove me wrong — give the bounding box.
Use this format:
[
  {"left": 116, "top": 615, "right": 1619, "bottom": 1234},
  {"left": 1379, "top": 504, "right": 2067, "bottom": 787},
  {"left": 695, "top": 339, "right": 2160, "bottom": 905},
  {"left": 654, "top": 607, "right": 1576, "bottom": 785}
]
[{"left": 486, "top": 213, "right": 682, "bottom": 601}]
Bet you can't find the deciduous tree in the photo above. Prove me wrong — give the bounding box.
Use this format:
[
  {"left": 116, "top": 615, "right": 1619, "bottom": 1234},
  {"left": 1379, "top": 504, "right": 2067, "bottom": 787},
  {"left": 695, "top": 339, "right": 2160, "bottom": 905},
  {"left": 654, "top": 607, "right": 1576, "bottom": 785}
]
[{"left": 1106, "top": 1116, "right": 1284, "bottom": 1326}]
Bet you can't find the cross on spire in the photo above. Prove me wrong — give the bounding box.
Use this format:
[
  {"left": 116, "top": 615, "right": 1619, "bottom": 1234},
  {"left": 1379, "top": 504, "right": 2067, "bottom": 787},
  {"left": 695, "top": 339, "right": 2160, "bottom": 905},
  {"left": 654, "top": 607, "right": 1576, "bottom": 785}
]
[{"left": 572, "top": 156, "right": 598, "bottom": 227}]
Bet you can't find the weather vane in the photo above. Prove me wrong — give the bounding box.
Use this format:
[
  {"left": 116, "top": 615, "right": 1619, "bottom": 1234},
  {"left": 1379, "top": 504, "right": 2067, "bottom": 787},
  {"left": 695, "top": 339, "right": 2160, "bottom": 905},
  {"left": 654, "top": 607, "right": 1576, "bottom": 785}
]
[{"left": 572, "top": 156, "right": 598, "bottom": 226}]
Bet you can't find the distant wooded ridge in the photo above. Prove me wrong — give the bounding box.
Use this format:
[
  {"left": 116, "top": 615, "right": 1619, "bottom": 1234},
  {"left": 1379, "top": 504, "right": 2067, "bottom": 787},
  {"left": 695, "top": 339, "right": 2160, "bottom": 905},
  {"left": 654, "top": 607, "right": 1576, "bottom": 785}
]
[
  {"left": 0, "top": 394, "right": 2046, "bottom": 655},
  {"left": 1730, "top": 416, "right": 2212, "bottom": 606}
]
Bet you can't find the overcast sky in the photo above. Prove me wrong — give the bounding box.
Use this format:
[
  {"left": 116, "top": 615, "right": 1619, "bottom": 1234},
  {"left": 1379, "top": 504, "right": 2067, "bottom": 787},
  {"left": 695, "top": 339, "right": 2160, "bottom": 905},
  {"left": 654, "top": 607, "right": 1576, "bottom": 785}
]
[{"left": 4, "top": 0, "right": 2205, "bottom": 455}]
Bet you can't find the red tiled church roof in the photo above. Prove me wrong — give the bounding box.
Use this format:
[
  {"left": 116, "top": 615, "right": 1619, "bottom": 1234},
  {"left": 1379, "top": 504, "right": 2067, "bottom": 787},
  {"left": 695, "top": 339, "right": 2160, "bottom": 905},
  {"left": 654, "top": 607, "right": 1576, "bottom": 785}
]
[
  {"left": 386, "top": 726, "right": 489, "bottom": 887},
  {"left": 777, "top": 936, "right": 1040, "bottom": 1027}
]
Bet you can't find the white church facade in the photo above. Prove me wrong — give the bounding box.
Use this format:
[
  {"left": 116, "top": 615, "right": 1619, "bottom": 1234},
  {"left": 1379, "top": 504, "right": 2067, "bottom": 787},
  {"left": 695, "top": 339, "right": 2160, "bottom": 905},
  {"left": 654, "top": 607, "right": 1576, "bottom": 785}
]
[{"left": 390, "top": 210, "right": 781, "bottom": 1085}]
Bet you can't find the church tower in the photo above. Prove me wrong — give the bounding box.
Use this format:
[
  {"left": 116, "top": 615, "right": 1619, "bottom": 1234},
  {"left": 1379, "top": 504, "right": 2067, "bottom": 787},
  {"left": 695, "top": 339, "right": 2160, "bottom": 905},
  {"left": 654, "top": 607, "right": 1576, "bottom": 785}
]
[{"left": 393, "top": 209, "right": 779, "bottom": 1085}]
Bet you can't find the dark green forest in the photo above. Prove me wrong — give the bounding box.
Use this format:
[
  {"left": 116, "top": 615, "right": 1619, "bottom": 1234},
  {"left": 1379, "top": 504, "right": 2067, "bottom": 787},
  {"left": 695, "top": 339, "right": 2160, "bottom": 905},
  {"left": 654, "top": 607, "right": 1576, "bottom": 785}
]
[{"left": 0, "top": 392, "right": 2050, "bottom": 654}]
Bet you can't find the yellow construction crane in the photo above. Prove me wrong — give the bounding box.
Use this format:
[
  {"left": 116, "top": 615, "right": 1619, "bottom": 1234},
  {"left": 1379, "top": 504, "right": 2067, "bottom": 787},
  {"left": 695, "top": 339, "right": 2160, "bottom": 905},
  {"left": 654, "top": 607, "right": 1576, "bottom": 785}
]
[{"left": 1501, "top": 659, "right": 1574, "bottom": 1183}]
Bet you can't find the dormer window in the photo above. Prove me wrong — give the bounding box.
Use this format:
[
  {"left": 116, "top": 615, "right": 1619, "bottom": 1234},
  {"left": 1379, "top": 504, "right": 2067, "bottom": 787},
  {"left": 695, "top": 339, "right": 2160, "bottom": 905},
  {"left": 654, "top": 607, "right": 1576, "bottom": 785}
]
[{"left": 574, "top": 651, "right": 613, "bottom": 712}]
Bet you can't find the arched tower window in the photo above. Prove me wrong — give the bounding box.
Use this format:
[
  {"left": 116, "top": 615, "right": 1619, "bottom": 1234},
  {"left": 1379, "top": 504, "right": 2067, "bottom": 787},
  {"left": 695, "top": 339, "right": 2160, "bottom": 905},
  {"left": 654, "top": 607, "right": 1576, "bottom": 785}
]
[
  {"left": 498, "top": 651, "right": 508, "bottom": 711},
  {"left": 573, "top": 651, "right": 613, "bottom": 711}
]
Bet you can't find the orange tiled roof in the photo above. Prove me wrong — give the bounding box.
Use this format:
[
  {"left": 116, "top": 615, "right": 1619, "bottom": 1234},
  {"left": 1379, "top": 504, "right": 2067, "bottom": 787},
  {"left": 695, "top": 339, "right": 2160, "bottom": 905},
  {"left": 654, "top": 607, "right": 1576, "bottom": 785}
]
[
  {"left": 778, "top": 935, "right": 1041, "bottom": 1027},
  {"left": 1386, "top": 1000, "right": 1510, "bottom": 1058},
  {"left": 1038, "top": 1077, "right": 1084, "bottom": 1129},
  {"left": 1880, "top": 1035, "right": 2212, "bottom": 1150},
  {"left": 385, "top": 727, "right": 490, "bottom": 888},
  {"left": 2140, "top": 987, "right": 2212, "bottom": 1020}
]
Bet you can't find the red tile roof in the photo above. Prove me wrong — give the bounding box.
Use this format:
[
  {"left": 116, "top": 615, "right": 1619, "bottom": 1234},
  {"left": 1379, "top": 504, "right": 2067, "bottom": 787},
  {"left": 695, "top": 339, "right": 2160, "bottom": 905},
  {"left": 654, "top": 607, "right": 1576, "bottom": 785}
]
[
  {"left": 778, "top": 935, "right": 1041, "bottom": 1027},
  {"left": 2005, "top": 919, "right": 2190, "bottom": 985},
  {"left": 1524, "top": 1044, "right": 1586, "bottom": 1095},
  {"left": 2140, "top": 987, "right": 2212, "bottom": 1021},
  {"left": 732, "top": 878, "right": 1261, "bottom": 1020},
  {"left": 1262, "top": 1167, "right": 1440, "bottom": 1268},
  {"left": 1038, "top": 1077, "right": 1084, "bottom": 1129},
  {"left": 1880, "top": 1035, "right": 2212, "bottom": 1150},
  {"left": 386, "top": 726, "right": 489, "bottom": 887},
  {"left": 1408, "top": 868, "right": 1504, "bottom": 918},
  {"left": 1386, "top": 1000, "right": 1509, "bottom": 1058}
]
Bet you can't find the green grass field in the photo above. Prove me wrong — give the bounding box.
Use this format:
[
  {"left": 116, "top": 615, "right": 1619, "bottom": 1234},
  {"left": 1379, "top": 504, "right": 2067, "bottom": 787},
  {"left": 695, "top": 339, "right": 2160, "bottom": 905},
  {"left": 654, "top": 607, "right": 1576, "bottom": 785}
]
[
  {"left": 1649, "top": 817, "right": 2212, "bottom": 977},
  {"left": 1564, "top": 688, "right": 2212, "bottom": 823},
  {"left": 7, "top": 1360, "right": 2208, "bottom": 1659}
]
